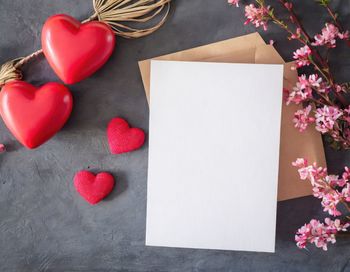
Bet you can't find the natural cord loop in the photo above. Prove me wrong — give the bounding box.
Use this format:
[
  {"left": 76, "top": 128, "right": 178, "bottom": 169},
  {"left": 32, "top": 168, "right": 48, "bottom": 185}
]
[
  {"left": 0, "top": 0, "right": 171, "bottom": 87},
  {"left": 88, "top": 0, "right": 171, "bottom": 38}
]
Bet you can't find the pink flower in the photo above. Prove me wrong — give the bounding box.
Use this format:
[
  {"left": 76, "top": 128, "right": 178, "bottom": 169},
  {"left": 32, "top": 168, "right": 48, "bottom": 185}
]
[
  {"left": 228, "top": 0, "right": 240, "bottom": 7},
  {"left": 244, "top": 4, "right": 270, "bottom": 31},
  {"left": 321, "top": 191, "right": 342, "bottom": 216},
  {"left": 312, "top": 183, "right": 327, "bottom": 199},
  {"left": 290, "top": 28, "right": 302, "bottom": 40},
  {"left": 342, "top": 167, "right": 350, "bottom": 182},
  {"left": 292, "top": 158, "right": 308, "bottom": 168},
  {"left": 338, "top": 30, "right": 350, "bottom": 40},
  {"left": 334, "top": 84, "right": 346, "bottom": 93},
  {"left": 0, "top": 144, "right": 5, "bottom": 153},
  {"left": 293, "top": 45, "right": 312, "bottom": 67},
  {"left": 293, "top": 105, "right": 315, "bottom": 132},
  {"left": 287, "top": 81, "right": 311, "bottom": 105},
  {"left": 312, "top": 23, "right": 349, "bottom": 48},
  {"left": 326, "top": 174, "right": 346, "bottom": 188},
  {"left": 296, "top": 218, "right": 349, "bottom": 250},
  {"left": 284, "top": 2, "right": 292, "bottom": 10},
  {"left": 315, "top": 106, "right": 343, "bottom": 133},
  {"left": 286, "top": 74, "right": 324, "bottom": 104},
  {"left": 325, "top": 218, "right": 350, "bottom": 232},
  {"left": 292, "top": 158, "right": 327, "bottom": 185},
  {"left": 308, "top": 74, "right": 326, "bottom": 91},
  {"left": 325, "top": 175, "right": 339, "bottom": 187},
  {"left": 341, "top": 183, "right": 350, "bottom": 202}
]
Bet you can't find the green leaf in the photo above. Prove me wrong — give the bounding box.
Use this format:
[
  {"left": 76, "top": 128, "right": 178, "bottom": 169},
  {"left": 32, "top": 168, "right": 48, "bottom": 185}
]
[{"left": 315, "top": 0, "right": 330, "bottom": 7}]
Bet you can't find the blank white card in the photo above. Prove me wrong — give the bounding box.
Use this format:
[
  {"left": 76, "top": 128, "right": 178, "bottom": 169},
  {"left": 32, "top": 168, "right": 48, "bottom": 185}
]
[{"left": 147, "top": 60, "right": 283, "bottom": 252}]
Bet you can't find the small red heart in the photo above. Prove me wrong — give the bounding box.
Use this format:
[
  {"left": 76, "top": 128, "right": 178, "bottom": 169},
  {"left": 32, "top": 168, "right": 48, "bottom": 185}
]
[
  {"left": 74, "top": 170, "right": 115, "bottom": 205},
  {"left": 0, "top": 80, "right": 73, "bottom": 149},
  {"left": 42, "top": 14, "right": 115, "bottom": 84},
  {"left": 107, "top": 117, "right": 145, "bottom": 154}
]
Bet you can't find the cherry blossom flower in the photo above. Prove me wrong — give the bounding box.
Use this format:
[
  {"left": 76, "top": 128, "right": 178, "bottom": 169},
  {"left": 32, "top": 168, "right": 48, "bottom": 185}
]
[
  {"left": 296, "top": 218, "right": 349, "bottom": 250},
  {"left": 244, "top": 4, "right": 271, "bottom": 31},
  {"left": 228, "top": 0, "right": 240, "bottom": 7},
  {"left": 293, "top": 105, "right": 315, "bottom": 132},
  {"left": 287, "top": 81, "right": 312, "bottom": 105},
  {"left": 321, "top": 191, "right": 342, "bottom": 216},
  {"left": 296, "top": 219, "right": 334, "bottom": 250},
  {"left": 341, "top": 183, "right": 350, "bottom": 202},
  {"left": 312, "top": 183, "right": 327, "bottom": 199},
  {"left": 312, "top": 23, "right": 349, "bottom": 48},
  {"left": 290, "top": 28, "right": 302, "bottom": 40},
  {"left": 334, "top": 84, "right": 346, "bottom": 93},
  {"left": 292, "top": 158, "right": 308, "bottom": 168},
  {"left": 0, "top": 144, "right": 5, "bottom": 153},
  {"left": 338, "top": 31, "right": 350, "bottom": 40},
  {"left": 342, "top": 167, "right": 350, "bottom": 182},
  {"left": 286, "top": 74, "right": 325, "bottom": 105},
  {"left": 284, "top": 2, "right": 292, "bottom": 10},
  {"left": 292, "top": 158, "right": 327, "bottom": 185},
  {"left": 315, "top": 106, "right": 343, "bottom": 133},
  {"left": 325, "top": 218, "right": 350, "bottom": 232},
  {"left": 326, "top": 174, "right": 346, "bottom": 188},
  {"left": 293, "top": 45, "right": 312, "bottom": 67}
]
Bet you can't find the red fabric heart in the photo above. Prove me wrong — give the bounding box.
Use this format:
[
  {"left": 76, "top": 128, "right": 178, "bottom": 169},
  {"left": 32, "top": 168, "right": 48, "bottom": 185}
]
[
  {"left": 0, "top": 80, "right": 73, "bottom": 149},
  {"left": 42, "top": 14, "right": 115, "bottom": 84},
  {"left": 74, "top": 170, "right": 115, "bottom": 205},
  {"left": 107, "top": 117, "right": 145, "bottom": 154}
]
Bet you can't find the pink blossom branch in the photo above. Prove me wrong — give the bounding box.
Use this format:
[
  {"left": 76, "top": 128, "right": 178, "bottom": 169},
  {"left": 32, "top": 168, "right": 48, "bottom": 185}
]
[
  {"left": 324, "top": 4, "right": 350, "bottom": 48},
  {"left": 293, "top": 159, "right": 350, "bottom": 250},
  {"left": 232, "top": 0, "right": 350, "bottom": 148},
  {"left": 278, "top": 0, "right": 348, "bottom": 106}
]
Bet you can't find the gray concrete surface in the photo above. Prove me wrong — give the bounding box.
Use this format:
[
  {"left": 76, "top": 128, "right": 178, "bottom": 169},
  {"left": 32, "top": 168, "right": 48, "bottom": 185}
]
[{"left": 0, "top": 0, "right": 350, "bottom": 271}]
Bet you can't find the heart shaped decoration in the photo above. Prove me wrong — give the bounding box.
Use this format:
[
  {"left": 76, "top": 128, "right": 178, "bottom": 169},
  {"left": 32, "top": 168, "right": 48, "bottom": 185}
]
[
  {"left": 107, "top": 117, "right": 145, "bottom": 154},
  {"left": 74, "top": 170, "right": 115, "bottom": 205},
  {"left": 0, "top": 81, "right": 73, "bottom": 149},
  {"left": 42, "top": 14, "right": 115, "bottom": 84}
]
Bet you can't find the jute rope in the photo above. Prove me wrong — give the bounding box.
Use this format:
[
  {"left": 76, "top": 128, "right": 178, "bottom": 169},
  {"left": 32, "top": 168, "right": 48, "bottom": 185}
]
[{"left": 0, "top": 0, "right": 171, "bottom": 87}]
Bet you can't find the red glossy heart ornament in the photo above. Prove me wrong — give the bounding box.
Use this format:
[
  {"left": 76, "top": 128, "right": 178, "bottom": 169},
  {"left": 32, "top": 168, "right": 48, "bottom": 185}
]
[
  {"left": 107, "top": 117, "right": 145, "bottom": 154},
  {"left": 74, "top": 170, "right": 115, "bottom": 205},
  {"left": 42, "top": 14, "right": 115, "bottom": 84},
  {"left": 0, "top": 81, "right": 73, "bottom": 149}
]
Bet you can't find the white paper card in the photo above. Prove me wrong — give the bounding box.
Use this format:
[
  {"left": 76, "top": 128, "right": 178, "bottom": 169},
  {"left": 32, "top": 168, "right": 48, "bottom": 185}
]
[{"left": 147, "top": 60, "right": 283, "bottom": 252}]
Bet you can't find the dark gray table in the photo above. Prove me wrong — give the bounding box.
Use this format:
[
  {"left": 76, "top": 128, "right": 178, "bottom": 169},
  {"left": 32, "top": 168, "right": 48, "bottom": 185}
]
[{"left": 0, "top": 0, "right": 350, "bottom": 271}]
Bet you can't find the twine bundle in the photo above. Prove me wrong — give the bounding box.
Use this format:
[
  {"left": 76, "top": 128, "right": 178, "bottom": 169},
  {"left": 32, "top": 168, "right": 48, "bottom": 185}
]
[{"left": 0, "top": 0, "right": 171, "bottom": 87}]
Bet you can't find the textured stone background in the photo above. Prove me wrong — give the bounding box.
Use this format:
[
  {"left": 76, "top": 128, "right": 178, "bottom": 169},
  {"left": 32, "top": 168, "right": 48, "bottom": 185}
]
[{"left": 0, "top": 0, "right": 350, "bottom": 271}]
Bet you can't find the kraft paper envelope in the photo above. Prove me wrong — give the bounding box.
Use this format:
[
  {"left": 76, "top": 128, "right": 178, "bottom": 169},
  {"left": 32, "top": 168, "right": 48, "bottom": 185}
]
[{"left": 138, "top": 33, "right": 326, "bottom": 201}]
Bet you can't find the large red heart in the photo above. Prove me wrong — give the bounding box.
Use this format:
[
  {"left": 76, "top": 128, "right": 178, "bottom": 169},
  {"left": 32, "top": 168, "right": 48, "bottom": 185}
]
[
  {"left": 74, "top": 170, "right": 115, "bottom": 205},
  {"left": 0, "top": 80, "right": 73, "bottom": 149},
  {"left": 42, "top": 14, "right": 115, "bottom": 84},
  {"left": 107, "top": 117, "right": 145, "bottom": 154}
]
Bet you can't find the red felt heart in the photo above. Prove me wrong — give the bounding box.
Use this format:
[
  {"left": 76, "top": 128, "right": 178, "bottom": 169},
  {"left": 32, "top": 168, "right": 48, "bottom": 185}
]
[
  {"left": 74, "top": 170, "right": 115, "bottom": 205},
  {"left": 0, "top": 80, "right": 73, "bottom": 149},
  {"left": 107, "top": 117, "right": 145, "bottom": 154},
  {"left": 42, "top": 14, "right": 115, "bottom": 84}
]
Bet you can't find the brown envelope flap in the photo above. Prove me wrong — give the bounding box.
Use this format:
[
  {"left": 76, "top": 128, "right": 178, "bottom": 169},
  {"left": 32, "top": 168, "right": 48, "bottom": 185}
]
[{"left": 139, "top": 32, "right": 266, "bottom": 103}]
